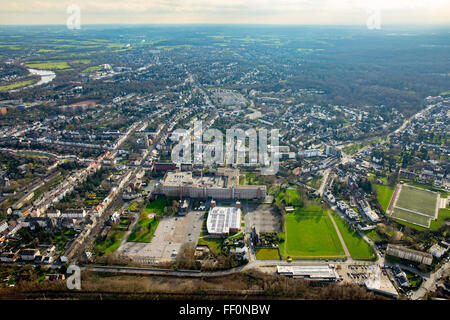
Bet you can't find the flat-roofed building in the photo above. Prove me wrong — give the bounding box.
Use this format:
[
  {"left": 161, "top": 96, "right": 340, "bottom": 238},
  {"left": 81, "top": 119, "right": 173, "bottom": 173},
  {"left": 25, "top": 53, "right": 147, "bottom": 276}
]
[
  {"left": 386, "top": 244, "right": 433, "bottom": 265},
  {"left": 207, "top": 206, "right": 241, "bottom": 236},
  {"left": 277, "top": 265, "right": 338, "bottom": 282},
  {"left": 364, "top": 266, "right": 398, "bottom": 299},
  {"left": 357, "top": 199, "right": 379, "bottom": 222},
  {"left": 157, "top": 170, "right": 266, "bottom": 200},
  {"left": 429, "top": 241, "right": 449, "bottom": 259}
]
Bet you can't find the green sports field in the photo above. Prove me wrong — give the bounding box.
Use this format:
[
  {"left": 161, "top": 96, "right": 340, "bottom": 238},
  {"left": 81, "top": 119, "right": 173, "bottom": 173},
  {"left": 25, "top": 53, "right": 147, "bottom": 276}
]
[
  {"left": 280, "top": 206, "right": 345, "bottom": 259},
  {"left": 395, "top": 185, "right": 437, "bottom": 217},
  {"left": 392, "top": 207, "right": 430, "bottom": 227}
]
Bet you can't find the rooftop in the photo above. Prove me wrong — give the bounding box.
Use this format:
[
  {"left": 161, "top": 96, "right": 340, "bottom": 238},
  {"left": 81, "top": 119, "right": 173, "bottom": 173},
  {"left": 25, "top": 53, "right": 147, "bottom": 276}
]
[
  {"left": 207, "top": 206, "right": 241, "bottom": 235},
  {"left": 163, "top": 171, "right": 226, "bottom": 188},
  {"left": 277, "top": 265, "right": 337, "bottom": 280}
]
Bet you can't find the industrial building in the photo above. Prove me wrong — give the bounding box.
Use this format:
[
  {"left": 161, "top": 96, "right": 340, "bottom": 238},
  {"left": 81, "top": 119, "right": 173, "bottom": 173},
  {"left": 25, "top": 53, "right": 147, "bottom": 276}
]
[
  {"left": 207, "top": 204, "right": 242, "bottom": 236},
  {"left": 155, "top": 170, "right": 266, "bottom": 200},
  {"left": 386, "top": 244, "right": 433, "bottom": 265},
  {"left": 276, "top": 265, "right": 338, "bottom": 282}
]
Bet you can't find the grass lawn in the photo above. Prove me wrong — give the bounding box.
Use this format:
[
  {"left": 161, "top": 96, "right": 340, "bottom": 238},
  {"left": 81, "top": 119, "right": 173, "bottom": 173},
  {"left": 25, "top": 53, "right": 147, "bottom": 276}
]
[
  {"left": 143, "top": 196, "right": 168, "bottom": 215},
  {"left": 255, "top": 248, "right": 281, "bottom": 260},
  {"left": 95, "top": 230, "right": 126, "bottom": 255},
  {"left": 342, "top": 138, "right": 384, "bottom": 155},
  {"left": 197, "top": 237, "right": 223, "bottom": 255},
  {"left": 245, "top": 172, "right": 260, "bottom": 185},
  {"left": 396, "top": 185, "right": 437, "bottom": 217},
  {"left": 430, "top": 208, "right": 450, "bottom": 231},
  {"left": 393, "top": 218, "right": 428, "bottom": 231},
  {"left": 276, "top": 188, "right": 302, "bottom": 206},
  {"left": 306, "top": 176, "right": 323, "bottom": 190},
  {"left": 332, "top": 213, "right": 376, "bottom": 260},
  {"left": 365, "top": 230, "right": 385, "bottom": 243},
  {"left": 374, "top": 184, "right": 394, "bottom": 212},
  {"left": 279, "top": 206, "right": 345, "bottom": 259},
  {"left": 128, "top": 215, "right": 159, "bottom": 243},
  {"left": 127, "top": 201, "right": 140, "bottom": 211}
]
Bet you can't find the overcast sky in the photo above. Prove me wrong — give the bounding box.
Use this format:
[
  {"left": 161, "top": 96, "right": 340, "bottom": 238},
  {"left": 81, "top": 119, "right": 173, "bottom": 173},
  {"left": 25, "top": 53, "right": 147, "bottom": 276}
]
[{"left": 1, "top": 0, "right": 449, "bottom": 25}]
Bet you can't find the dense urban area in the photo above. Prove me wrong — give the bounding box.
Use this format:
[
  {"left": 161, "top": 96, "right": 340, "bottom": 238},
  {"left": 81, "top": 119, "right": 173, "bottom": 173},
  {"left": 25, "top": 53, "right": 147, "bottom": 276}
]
[{"left": 0, "top": 25, "right": 448, "bottom": 300}]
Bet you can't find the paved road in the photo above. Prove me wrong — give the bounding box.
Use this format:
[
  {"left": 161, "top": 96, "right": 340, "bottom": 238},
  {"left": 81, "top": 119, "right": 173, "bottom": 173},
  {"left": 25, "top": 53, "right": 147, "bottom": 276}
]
[
  {"left": 83, "top": 255, "right": 378, "bottom": 280},
  {"left": 117, "top": 210, "right": 139, "bottom": 253},
  {"left": 318, "top": 168, "right": 331, "bottom": 196},
  {"left": 411, "top": 261, "right": 449, "bottom": 300}
]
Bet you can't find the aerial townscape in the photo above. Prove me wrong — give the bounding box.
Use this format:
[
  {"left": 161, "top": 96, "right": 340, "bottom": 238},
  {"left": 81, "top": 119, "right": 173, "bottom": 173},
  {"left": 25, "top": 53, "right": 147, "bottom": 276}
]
[{"left": 0, "top": 17, "right": 449, "bottom": 304}]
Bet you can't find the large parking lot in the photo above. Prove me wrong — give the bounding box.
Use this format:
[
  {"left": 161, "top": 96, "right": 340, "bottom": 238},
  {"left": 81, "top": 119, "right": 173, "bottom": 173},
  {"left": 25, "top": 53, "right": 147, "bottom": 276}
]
[
  {"left": 243, "top": 202, "right": 282, "bottom": 234},
  {"left": 119, "top": 210, "right": 204, "bottom": 263},
  {"left": 339, "top": 264, "right": 377, "bottom": 285}
]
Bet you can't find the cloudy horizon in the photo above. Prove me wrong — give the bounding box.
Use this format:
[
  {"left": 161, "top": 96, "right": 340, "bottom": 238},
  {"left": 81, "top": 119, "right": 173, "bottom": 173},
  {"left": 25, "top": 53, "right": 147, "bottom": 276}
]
[{"left": 0, "top": 0, "right": 449, "bottom": 25}]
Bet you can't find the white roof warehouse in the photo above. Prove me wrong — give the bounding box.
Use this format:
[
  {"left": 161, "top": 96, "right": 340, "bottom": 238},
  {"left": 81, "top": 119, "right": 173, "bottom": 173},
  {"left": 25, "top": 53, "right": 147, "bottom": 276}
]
[
  {"left": 277, "top": 265, "right": 338, "bottom": 281},
  {"left": 207, "top": 206, "right": 241, "bottom": 236}
]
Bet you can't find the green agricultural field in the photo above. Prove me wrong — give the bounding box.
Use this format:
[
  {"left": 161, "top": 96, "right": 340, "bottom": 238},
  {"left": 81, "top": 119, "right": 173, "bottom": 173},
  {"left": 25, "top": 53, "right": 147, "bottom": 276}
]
[
  {"left": 392, "top": 207, "right": 430, "bottom": 228},
  {"left": 0, "top": 45, "right": 20, "bottom": 50},
  {"left": 0, "top": 79, "right": 34, "bottom": 92},
  {"left": 82, "top": 66, "right": 101, "bottom": 74},
  {"left": 396, "top": 185, "right": 437, "bottom": 217},
  {"left": 37, "top": 48, "right": 61, "bottom": 53},
  {"left": 374, "top": 184, "right": 394, "bottom": 212},
  {"left": 26, "top": 61, "right": 71, "bottom": 70},
  {"left": 332, "top": 213, "right": 376, "bottom": 260},
  {"left": 71, "top": 59, "right": 91, "bottom": 64},
  {"left": 255, "top": 248, "right": 281, "bottom": 260},
  {"left": 280, "top": 206, "right": 345, "bottom": 259},
  {"left": 156, "top": 44, "right": 193, "bottom": 50}
]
